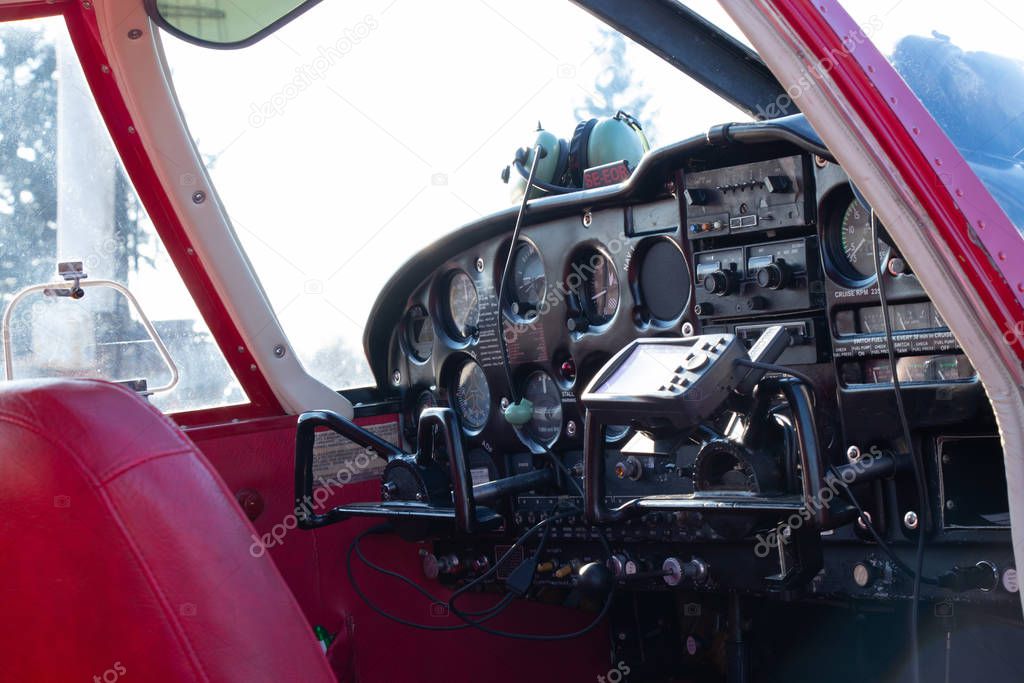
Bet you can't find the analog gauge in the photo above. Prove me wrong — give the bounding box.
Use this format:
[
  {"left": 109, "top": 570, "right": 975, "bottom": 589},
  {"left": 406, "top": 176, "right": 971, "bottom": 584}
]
[
  {"left": 605, "top": 424, "right": 631, "bottom": 443},
  {"left": 402, "top": 305, "right": 434, "bottom": 362},
  {"left": 836, "top": 198, "right": 890, "bottom": 281},
  {"left": 452, "top": 359, "right": 491, "bottom": 433},
  {"left": 576, "top": 249, "right": 620, "bottom": 325},
  {"left": 522, "top": 370, "right": 563, "bottom": 446},
  {"left": 446, "top": 271, "right": 480, "bottom": 340},
  {"left": 506, "top": 242, "right": 546, "bottom": 318}
]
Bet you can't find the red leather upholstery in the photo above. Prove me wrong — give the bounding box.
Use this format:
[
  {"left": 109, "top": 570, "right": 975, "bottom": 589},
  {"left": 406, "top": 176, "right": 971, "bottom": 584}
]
[{"left": 0, "top": 379, "right": 336, "bottom": 683}]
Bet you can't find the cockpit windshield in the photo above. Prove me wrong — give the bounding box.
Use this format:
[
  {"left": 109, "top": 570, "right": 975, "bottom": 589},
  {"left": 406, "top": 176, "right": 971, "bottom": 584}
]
[{"left": 159, "top": 0, "right": 747, "bottom": 388}]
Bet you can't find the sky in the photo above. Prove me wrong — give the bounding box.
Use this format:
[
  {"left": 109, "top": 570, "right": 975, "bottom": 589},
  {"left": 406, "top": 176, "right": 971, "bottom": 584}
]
[
  {"left": 152, "top": 0, "right": 1024, "bottom": 388},
  {"left": 158, "top": 0, "right": 749, "bottom": 387}
]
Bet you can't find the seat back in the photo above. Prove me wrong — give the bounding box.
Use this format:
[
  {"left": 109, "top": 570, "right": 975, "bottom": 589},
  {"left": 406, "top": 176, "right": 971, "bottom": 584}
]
[{"left": 0, "top": 379, "right": 335, "bottom": 683}]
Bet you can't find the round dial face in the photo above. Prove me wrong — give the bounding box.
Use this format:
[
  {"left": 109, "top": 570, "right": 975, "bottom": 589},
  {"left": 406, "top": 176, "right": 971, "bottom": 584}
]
[
  {"left": 508, "top": 243, "right": 546, "bottom": 317},
  {"left": 403, "top": 305, "right": 434, "bottom": 362},
  {"left": 605, "top": 424, "right": 631, "bottom": 443},
  {"left": 452, "top": 360, "right": 491, "bottom": 432},
  {"left": 580, "top": 252, "right": 619, "bottom": 324},
  {"left": 446, "top": 271, "right": 480, "bottom": 339},
  {"left": 522, "top": 370, "right": 563, "bottom": 446},
  {"left": 838, "top": 199, "right": 889, "bottom": 280}
]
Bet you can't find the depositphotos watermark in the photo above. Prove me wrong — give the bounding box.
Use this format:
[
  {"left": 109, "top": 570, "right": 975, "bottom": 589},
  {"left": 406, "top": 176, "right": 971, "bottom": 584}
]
[
  {"left": 597, "top": 661, "right": 631, "bottom": 683},
  {"left": 503, "top": 234, "right": 627, "bottom": 345},
  {"left": 248, "top": 15, "right": 379, "bottom": 127},
  {"left": 753, "top": 446, "right": 881, "bottom": 558},
  {"left": 755, "top": 15, "right": 883, "bottom": 120},
  {"left": 248, "top": 449, "right": 373, "bottom": 557},
  {"left": 92, "top": 661, "right": 126, "bottom": 683}
]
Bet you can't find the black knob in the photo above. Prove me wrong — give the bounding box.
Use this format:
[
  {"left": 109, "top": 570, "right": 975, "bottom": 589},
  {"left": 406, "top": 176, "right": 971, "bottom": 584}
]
[
  {"left": 702, "top": 269, "right": 736, "bottom": 296},
  {"left": 577, "top": 562, "right": 615, "bottom": 601},
  {"left": 755, "top": 261, "right": 789, "bottom": 290},
  {"left": 763, "top": 175, "right": 791, "bottom": 193},
  {"left": 684, "top": 188, "right": 709, "bottom": 206}
]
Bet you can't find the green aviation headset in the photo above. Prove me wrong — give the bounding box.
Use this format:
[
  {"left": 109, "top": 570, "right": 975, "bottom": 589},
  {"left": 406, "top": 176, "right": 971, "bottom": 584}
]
[{"left": 503, "top": 110, "right": 650, "bottom": 200}]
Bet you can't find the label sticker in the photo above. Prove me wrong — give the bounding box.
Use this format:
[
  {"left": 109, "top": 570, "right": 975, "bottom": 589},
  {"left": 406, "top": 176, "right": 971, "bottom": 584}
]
[
  {"left": 470, "top": 467, "right": 491, "bottom": 486},
  {"left": 312, "top": 420, "right": 398, "bottom": 485}
]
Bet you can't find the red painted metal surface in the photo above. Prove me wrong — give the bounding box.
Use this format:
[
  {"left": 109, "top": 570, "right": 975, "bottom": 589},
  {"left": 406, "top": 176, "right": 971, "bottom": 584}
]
[
  {"left": 761, "top": 0, "right": 1024, "bottom": 364},
  {"left": 5, "top": 2, "right": 287, "bottom": 423},
  {"left": 192, "top": 413, "right": 609, "bottom": 683},
  {"left": 0, "top": 1, "right": 65, "bottom": 22}
]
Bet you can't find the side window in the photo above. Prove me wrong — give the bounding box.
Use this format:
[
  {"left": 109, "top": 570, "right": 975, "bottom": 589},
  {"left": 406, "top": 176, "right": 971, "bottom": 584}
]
[{"left": 0, "top": 16, "right": 244, "bottom": 412}]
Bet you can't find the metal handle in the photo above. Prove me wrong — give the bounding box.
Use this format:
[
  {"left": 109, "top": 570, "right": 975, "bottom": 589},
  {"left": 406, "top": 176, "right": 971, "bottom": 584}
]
[{"left": 2, "top": 279, "right": 179, "bottom": 393}]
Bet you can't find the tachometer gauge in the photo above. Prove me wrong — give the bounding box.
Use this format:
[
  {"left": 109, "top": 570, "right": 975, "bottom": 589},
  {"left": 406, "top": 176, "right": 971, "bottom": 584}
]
[
  {"left": 837, "top": 198, "right": 889, "bottom": 280},
  {"left": 522, "top": 370, "right": 563, "bottom": 446},
  {"left": 445, "top": 271, "right": 480, "bottom": 340},
  {"left": 506, "top": 242, "right": 546, "bottom": 318},
  {"left": 402, "top": 304, "right": 434, "bottom": 362},
  {"left": 577, "top": 249, "right": 619, "bottom": 325},
  {"left": 452, "top": 359, "right": 491, "bottom": 433}
]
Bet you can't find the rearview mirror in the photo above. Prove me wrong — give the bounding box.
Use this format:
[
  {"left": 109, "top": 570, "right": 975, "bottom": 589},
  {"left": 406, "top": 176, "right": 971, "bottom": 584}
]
[{"left": 145, "top": 0, "right": 321, "bottom": 48}]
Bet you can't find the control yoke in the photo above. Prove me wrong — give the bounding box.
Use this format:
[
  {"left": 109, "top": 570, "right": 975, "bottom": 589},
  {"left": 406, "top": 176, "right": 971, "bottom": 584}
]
[
  {"left": 581, "top": 326, "right": 834, "bottom": 529},
  {"left": 294, "top": 407, "right": 553, "bottom": 536}
]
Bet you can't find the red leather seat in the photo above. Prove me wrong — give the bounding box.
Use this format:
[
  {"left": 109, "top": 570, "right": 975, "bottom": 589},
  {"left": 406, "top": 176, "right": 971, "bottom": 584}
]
[{"left": 0, "top": 379, "right": 336, "bottom": 683}]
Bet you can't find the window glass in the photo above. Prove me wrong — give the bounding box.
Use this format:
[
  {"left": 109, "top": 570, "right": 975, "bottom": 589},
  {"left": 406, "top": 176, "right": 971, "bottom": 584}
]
[
  {"left": 0, "top": 16, "right": 245, "bottom": 412},
  {"left": 841, "top": 1, "right": 1024, "bottom": 231},
  {"left": 160, "top": 0, "right": 748, "bottom": 389}
]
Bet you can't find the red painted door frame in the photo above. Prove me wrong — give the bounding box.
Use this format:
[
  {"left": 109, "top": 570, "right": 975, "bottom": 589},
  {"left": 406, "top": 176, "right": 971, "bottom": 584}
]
[
  {"left": 760, "top": 0, "right": 1024, "bottom": 361},
  {"left": 1, "top": 0, "right": 285, "bottom": 426}
]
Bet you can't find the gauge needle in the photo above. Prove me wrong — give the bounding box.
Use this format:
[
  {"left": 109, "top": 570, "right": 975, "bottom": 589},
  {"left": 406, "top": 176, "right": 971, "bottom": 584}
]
[
  {"left": 591, "top": 289, "right": 606, "bottom": 300},
  {"left": 850, "top": 238, "right": 866, "bottom": 260}
]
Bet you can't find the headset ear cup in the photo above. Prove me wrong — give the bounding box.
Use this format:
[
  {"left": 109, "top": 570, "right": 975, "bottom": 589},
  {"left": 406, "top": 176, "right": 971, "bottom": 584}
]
[
  {"left": 552, "top": 138, "right": 570, "bottom": 185},
  {"left": 566, "top": 118, "right": 598, "bottom": 187}
]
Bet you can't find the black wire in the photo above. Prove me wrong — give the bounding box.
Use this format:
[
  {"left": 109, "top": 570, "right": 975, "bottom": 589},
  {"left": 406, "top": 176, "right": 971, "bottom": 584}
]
[
  {"left": 497, "top": 144, "right": 545, "bottom": 405},
  {"left": 495, "top": 144, "right": 611, "bottom": 544},
  {"left": 734, "top": 358, "right": 818, "bottom": 398},
  {"left": 871, "top": 209, "right": 928, "bottom": 683},
  {"left": 346, "top": 525, "right": 516, "bottom": 631},
  {"left": 830, "top": 467, "right": 938, "bottom": 585},
  {"left": 447, "top": 508, "right": 615, "bottom": 641},
  {"left": 352, "top": 525, "right": 514, "bottom": 617},
  {"left": 349, "top": 511, "right": 612, "bottom": 640}
]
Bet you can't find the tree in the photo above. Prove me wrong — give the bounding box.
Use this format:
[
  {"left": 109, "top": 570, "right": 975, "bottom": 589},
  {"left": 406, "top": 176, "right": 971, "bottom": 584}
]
[
  {"left": 0, "top": 26, "right": 149, "bottom": 300},
  {"left": 0, "top": 26, "right": 58, "bottom": 302},
  {"left": 575, "top": 28, "right": 658, "bottom": 144}
]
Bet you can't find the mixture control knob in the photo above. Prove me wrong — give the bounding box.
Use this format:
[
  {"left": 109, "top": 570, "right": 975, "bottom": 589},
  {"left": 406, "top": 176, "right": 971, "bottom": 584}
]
[
  {"left": 702, "top": 269, "right": 736, "bottom": 296},
  {"left": 755, "top": 260, "right": 790, "bottom": 290}
]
